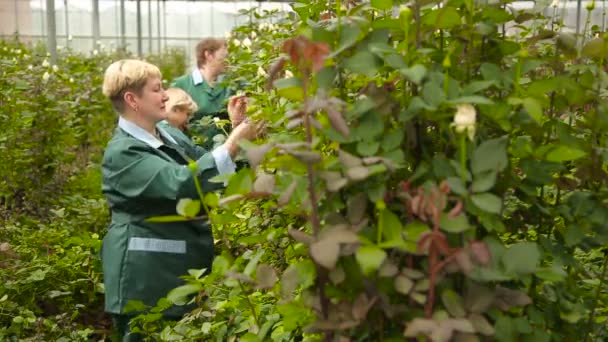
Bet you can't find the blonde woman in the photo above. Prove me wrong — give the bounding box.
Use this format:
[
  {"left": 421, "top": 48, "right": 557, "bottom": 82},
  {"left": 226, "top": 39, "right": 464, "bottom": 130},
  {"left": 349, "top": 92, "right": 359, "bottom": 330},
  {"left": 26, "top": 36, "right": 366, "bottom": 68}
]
[
  {"left": 163, "top": 87, "right": 199, "bottom": 133},
  {"left": 100, "top": 59, "right": 257, "bottom": 340}
]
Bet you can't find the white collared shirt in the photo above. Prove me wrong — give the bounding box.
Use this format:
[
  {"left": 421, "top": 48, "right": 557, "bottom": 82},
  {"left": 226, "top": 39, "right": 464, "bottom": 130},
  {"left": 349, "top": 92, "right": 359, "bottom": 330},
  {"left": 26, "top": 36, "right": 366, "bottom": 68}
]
[
  {"left": 118, "top": 116, "right": 236, "bottom": 176},
  {"left": 191, "top": 68, "right": 226, "bottom": 86}
]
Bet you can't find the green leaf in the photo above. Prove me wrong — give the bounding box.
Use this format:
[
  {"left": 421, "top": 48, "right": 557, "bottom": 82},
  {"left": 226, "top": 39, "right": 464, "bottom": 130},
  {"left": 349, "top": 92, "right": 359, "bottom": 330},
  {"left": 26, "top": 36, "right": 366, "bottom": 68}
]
[
  {"left": 316, "top": 67, "right": 337, "bottom": 89},
  {"left": 382, "top": 130, "right": 404, "bottom": 151},
  {"left": 176, "top": 198, "right": 201, "bottom": 218},
  {"left": 446, "top": 177, "right": 468, "bottom": 195},
  {"left": 441, "top": 289, "right": 466, "bottom": 318},
  {"left": 545, "top": 145, "right": 587, "bottom": 162},
  {"left": 471, "top": 193, "right": 503, "bottom": 214},
  {"left": 167, "top": 284, "right": 201, "bottom": 305},
  {"left": 240, "top": 333, "right": 260, "bottom": 342},
  {"left": 471, "top": 137, "right": 508, "bottom": 175},
  {"left": 332, "top": 24, "right": 361, "bottom": 56},
  {"left": 244, "top": 249, "right": 265, "bottom": 277},
  {"left": 145, "top": 215, "right": 191, "bottom": 223},
  {"left": 274, "top": 77, "right": 304, "bottom": 101},
  {"left": 404, "top": 221, "right": 431, "bottom": 242},
  {"left": 277, "top": 302, "right": 314, "bottom": 331},
  {"left": 344, "top": 51, "right": 381, "bottom": 77},
  {"left": 447, "top": 96, "right": 494, "bottom": 105},
  {"left": 394, "top": 275, "right": 414, "bottom": 295},
  {"left": 439, "top": 213, "right": 471, "bottom": 233},
  {"left": 379, "top": 209, "right": 403, "bottom": 242},
  {"left": 422, "top": 7, "right": 462, "bottom": 29},
  {"left": 462, "top": 80, "right": 496, "bottom": 95},
  {"left": 522, "top": 98, "right": 544, "bottom": 124},
  {"left": 582, "top": 37, "right": 608, "bottom": 58},
  {"left": 535, "top": 265, "right": 567, "bottom": 282},
  {"left": 371, "top": 0, "right": 393, "bottom": 10},
  {"left": 502, "top": 242, "right": 540, "bottom": 275},
  {"left": 422, "top": 81, "right": 445, "bottom": 107},
  {"left": 356, "top": 245, "right": 387, "bottom": 276},
  {"left": 400, "top": 65, "right": 427, "bottom": 85},
  {"left": 472, "top": 170, "right": 497, "bottom": 193},
  {"left": 225, "top": 168, "right": 254, "bottom": 196},
  {"left": 357, "top": 140, "right": 380, "bottom": 156}
]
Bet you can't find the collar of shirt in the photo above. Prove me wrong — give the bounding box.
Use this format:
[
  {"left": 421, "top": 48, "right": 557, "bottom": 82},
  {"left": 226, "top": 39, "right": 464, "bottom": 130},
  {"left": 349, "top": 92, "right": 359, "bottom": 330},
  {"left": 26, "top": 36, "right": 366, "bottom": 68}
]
[
  {"left": 191, "top": 68, "right": 226, "bottom": 88},
  {"left": 118, "top": 116, "right": 178, "bottom": 149},
  {"left": 191, "top": 68, "right": 204, "bottom": 86}
]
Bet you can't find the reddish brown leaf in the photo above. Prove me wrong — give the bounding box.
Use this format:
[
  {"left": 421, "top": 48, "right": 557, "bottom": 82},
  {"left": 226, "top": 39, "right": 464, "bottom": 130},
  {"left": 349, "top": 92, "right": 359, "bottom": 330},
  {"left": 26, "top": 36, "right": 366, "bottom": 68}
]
[
  {"left": 304, "top": 42, "right": 331, "bottom": 72},
  {"left": 247, "top": 144, "right": 273, "bottom": 169},
  {"left": 338, "top": 150, "right": 363, "bottom": 167},
  {"left": 454, "top": 250, "right": 474, "bottom": 274},
  {"left": 266, "top": 57, "right": 287, "bottom": 90},
  {"left": 278, "top": 181, "right": 298, "bottom": 206},
  {"left": 469, "top": 241, "right": 491, "bottom": 266},
  {"left": 288, "top": 228, "right": 315, "bottom": 245},
  {"left": 449, "top": 201, "right": 464, "bottom": 218},
  {"left": 327, "top": 107, "right": 350, "bottom": 138},
  {"left": 253, "top": 173, "right": 275, "bottom": 194}
]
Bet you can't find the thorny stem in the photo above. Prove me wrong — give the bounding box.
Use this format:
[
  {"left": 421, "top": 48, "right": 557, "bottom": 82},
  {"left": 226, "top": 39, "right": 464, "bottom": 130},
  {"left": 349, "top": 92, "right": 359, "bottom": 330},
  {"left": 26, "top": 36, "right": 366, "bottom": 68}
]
[
  {"left": 584, "top": 251, "right": 608, "bottom": 342},
  {"left": 415, "top": 0, "right": 421, "bottom": 48},
  {"left": 302, "top": 72, "right": 330, "bottom": 330},
  {"left": 239, "top": 281, "right": 260, "bottom": 328},
  {"left": 191, "top": 163, "right": 212, "bottom": 219},
  {"left": 425, "top": 220, "right": 441, "bottom": 318},
  {"left": 460, "top": 134, "right": 467, "bottom": 184},
  {"left": 582, "top": 6, "right": 593, "bottom": 48}
]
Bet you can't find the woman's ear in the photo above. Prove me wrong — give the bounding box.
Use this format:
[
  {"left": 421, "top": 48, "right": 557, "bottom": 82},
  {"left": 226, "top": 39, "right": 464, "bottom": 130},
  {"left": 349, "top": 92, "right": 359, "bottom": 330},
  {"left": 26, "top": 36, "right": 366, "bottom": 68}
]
[
  {"left": 204, "top": 50, "right": 214, "bottom": 63},
  {"left": 123, "top": 91, "right": 138, "bottom": 112}
]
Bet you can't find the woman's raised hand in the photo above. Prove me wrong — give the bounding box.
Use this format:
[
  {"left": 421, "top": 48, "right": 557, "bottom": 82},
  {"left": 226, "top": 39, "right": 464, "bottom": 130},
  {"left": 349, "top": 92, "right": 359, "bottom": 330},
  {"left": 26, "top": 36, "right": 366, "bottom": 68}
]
[{"left": 227, "top": 95, "right": 248, "bottom": 128}]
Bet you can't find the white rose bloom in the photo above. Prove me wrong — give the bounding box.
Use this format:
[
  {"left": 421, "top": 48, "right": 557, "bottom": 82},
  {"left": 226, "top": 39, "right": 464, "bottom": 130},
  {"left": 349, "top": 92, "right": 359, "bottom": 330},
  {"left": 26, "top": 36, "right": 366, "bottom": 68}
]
[
  {"left": 27, "top": 65, "right": 33, "bottom": 70},
  {"left": 93, "top": 49, "right": 99, "bottom": 56},
  {"left": 452, "top": 104, "right": 476, "bottom": 140},
  {"left": 232, "top": 39, "right": 241, "bottom": 47},
  {"left": 52, "top": 65, "right": 59, "bottom": 72},
  {"left": 257, "top": 66, "right": 267, "bottom": 77},
  {"left": 551, "top": 0, "right": 560, "bottom": 7},
  {"left": 42, "top": 59, "right": 50, "bottom": 67},
  {"left": 42, "top": 71, "right": 50, "bottom": 82},
  {"left": 242, "top": 38, "right": 252, "bottom": 47},
  {"left": 213, "top": 117, "right": 220, "bottom": 122},
  {"left": 250, "top": 31, "right": 257, "bottom": 39},
  {"left": 285, "top": 70, "right": 294, "bottom": 78}
]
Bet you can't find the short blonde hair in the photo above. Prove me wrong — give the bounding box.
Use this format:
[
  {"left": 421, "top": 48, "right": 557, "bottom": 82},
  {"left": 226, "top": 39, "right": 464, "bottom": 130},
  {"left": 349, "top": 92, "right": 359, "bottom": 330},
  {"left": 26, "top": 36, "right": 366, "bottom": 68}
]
[
  {"left": 102, "top": 59, "right": 162, "bottom": 112},
  {"left": 165, "top": 88, "right": 198, "bottom": 114}
]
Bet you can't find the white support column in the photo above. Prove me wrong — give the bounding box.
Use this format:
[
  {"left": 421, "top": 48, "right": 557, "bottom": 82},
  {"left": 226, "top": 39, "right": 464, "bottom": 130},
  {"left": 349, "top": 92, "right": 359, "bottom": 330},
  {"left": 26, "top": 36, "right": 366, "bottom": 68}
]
[
  {"left": 137, "top": 0, "right": 143, "bottom": 56},
  {"left": 148, "top": 0, "right": 152, "bottom": 54},
  {"left": 92, "top": 0, "right": 100, "bottom": 49},
  {"left": 120, "top": 0, "right": 126, "bottom": 50},
  {"left": 46, "top": 0, "right": 57, "bottom": 63}
]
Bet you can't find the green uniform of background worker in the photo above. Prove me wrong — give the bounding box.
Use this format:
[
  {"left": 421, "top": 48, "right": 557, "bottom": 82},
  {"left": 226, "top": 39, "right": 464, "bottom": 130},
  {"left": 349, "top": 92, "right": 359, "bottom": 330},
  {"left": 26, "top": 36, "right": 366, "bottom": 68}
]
[
  {"left": 100, "top": 59, "right": 258, "bottom": 341},
  {"left": 171, "top": 38, "right": 247, "bottom": 150}
]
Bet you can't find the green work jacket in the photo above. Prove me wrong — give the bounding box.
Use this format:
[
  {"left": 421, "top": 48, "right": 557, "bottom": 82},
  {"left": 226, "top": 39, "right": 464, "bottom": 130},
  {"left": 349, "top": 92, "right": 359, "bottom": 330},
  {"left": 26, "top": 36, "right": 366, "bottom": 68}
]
[
  {"left": 101, "top": 117, "right": 235, "bottom": 317},
  {"left": 171, "top": 69, "right": 234, "bottom": 150}
]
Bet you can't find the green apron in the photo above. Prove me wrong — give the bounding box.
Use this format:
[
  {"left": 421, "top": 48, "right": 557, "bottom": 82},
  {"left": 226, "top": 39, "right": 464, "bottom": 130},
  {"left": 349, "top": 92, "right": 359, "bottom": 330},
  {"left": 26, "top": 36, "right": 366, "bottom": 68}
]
[{"left": 101, "top": 123, "right": 223, "bottom": 318}]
